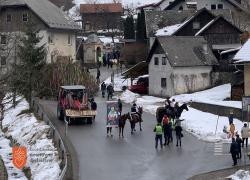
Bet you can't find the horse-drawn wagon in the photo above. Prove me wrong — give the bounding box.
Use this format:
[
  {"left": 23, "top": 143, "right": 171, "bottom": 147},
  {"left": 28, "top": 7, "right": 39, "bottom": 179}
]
[{"left": 57, "top": 85, "right": 96, "bottom": 125}]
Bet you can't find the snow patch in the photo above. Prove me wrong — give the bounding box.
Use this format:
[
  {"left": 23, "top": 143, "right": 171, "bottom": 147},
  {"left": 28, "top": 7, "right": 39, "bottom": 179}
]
[
  {"left": 229, "top": 170, "right": 250, "bottom": 180},
  {"left": 2, "top": 96, "right": 61, "bottom": 180}
]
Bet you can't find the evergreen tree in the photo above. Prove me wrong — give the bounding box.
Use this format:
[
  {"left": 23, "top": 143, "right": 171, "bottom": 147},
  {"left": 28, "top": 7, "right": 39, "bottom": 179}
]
[
  {"left": 124, "top": 15, "right": 135, "bottom": 39},
  {"left": 9, "top": 24, "right": 46, "bottom": 105},
  {"left": 136, "top": 9, "right": 146, "bottom": 41}
]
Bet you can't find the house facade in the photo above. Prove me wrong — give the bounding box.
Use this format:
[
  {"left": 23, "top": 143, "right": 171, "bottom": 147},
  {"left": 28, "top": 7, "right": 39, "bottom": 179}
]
[
  {"left": 80, "top": 3, "right": 123, "bottom": 34},
  {"left": 0, "top": 0, "right": 80, "bottom": 75},
  {"left": 148, "top": 36, "right": 218, "bottom": 97}
]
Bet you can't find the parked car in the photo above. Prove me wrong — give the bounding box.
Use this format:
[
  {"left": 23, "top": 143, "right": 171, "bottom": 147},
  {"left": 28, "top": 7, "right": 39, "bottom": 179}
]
[{"left": 129, "top": 76, "right": 148, "bottom": 94}]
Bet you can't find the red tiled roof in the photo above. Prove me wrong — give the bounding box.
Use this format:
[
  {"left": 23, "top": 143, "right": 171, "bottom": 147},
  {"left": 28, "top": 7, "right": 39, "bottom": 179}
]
[{"left": 80, "top": 3, "right": 123, "bottom": 14}]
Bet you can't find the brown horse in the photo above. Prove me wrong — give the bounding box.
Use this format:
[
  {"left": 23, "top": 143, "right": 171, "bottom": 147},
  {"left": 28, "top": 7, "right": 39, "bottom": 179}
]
[
  {"left": 128, "top": 106, "right": 143, "bottom": 134},
  {"left": 119, "top": 113, "right": 129, "bottom": 138}
]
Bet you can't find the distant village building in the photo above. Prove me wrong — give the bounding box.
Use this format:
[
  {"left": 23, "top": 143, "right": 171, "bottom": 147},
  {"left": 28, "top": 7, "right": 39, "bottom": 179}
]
[
  {"left": 80, "top": 3, "right": 123, "bottom": 34},
  {"left": 83, "top": 34, "right": 103, "bottom": 67},
  {"left": 0, "top": 0, "right": 81, "bottom": 75},
  {"left": 148, "top": 36, "right": 218, "bottom": 97},
  {"left": 48, "top": 0, "right": 74, "bottom": 11}
]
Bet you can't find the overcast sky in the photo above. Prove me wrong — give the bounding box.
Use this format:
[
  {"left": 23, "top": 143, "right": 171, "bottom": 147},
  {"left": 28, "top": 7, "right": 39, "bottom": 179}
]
[{"left": 73, "top": 0, "right": 160, "bottom": 7}]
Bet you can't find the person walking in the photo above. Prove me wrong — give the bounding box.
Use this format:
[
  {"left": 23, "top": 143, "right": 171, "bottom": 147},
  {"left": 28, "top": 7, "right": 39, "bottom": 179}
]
[
  {"left": 162, "top": 115, "right": 169, "bottom": 145},
  {"left": 118, "top": 98, "right": 122, "bottom": 115},
  {"left": 230, "top": 138, "right": 239, "bottom": 166},
  {"left": 107, "top": 83, "right": 114, "bottom": 100},
  {"left": 241, "top": 123, "right": 250, "bottom": 148},
  {"left": 229, "top": 123, "right": 235, "bottom": 138},
  {"left": 228, "top": 111, "right": 234, "bottom": 125},
  {"left": 101, "top": 82, "right": 106, "bottom": 98},
  {"left": 175, "top": 120, "right": 183, "bottom": 147},
  {"left": 154, "top": 123, "right": 163, "bottom": 149},
  {"left": 96, "top": 69, "right": 100, "bottom": 83},
  {"left": 91, "top": 98, "right": 97, "bottom": 120},
  {"left": 236, "top": 134, "right": 242, "bottom": 159}
]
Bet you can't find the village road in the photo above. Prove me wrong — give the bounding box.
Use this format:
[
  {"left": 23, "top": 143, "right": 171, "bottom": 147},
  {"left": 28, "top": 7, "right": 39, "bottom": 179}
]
[{"left": 39, "top": 95, "right": 237, "bottom": 180}]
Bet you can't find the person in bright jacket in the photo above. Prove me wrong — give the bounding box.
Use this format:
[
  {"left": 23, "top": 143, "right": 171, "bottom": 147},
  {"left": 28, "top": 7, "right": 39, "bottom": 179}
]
[
  {"left": 229, "top": 123, "right": 235, "bottom": 138},
  {"left": 162, "top": 115, "right": 169, "bottom": 145},
  {"left": 154, "top": 123, "right": 163, "bottom": 149},
  {"left": 241, "top": 123, "right": 250, "bottom": 147}
]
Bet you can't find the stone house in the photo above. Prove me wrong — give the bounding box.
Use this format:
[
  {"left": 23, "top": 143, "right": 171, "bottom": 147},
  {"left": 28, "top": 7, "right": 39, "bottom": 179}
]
[
  {"left": 0, "top": 0, "right": 81, "bottom": 75},
  {"left": 80, "top": 3, "right": 123, "bottom": 34},
  {"left": 148, "top": 36, "right": 218, "bottom": 97}
]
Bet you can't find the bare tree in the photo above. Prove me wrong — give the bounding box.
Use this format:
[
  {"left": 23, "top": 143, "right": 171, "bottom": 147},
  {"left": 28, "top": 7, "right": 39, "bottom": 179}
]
[{"left": 84, "top": 0, "right": 99, "bottom": 4}]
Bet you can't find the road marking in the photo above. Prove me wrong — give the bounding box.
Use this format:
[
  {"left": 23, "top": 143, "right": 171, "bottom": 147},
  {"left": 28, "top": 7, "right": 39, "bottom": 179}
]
[{"left": 214, "top": 142, "right": 230, "bottom": 156}]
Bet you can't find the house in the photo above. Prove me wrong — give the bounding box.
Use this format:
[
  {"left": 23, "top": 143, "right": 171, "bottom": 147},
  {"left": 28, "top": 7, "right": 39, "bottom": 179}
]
[
  {"left": 165, "top": 0, "right": 250, "bottom": 30},
  {"left": 148, "top": 36, "right": 218, "bottom": 97},
  {"left": 144, "top": 8, "right": 234, "bottom": 47},
  {"left": 80, "top": 3, "right": 123, "bottom": 34},
  {"left": 0, "top": 0, "right": 81, "bottom": 74},
  {"left": 233, "top": 39, "right": 250, "bottom": 119},
  {"left": 233, "top": 39, "right": 250, "bottom": 96}
]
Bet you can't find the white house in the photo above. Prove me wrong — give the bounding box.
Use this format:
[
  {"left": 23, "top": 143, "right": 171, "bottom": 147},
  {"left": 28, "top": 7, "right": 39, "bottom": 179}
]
[
  {"left": 148, "top": 36, "right": 218, "bottom": 97},
  {"left": 0, "top": 0, "right": 81, "bottom": 74}
]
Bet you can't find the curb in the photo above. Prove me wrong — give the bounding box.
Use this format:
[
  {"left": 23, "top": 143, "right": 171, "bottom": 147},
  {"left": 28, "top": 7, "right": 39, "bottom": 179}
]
[{"left": 188, "top": 165, "right": 250, "bottom": 180}]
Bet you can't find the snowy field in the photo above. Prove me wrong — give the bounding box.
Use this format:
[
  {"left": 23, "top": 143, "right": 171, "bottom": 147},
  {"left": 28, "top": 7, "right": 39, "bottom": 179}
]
[
  {"left": 1, "top": 96, "right": 61, "bottom": 180},
  {"left": 105, "top": 75, "right": 244, "bottom": 142}
]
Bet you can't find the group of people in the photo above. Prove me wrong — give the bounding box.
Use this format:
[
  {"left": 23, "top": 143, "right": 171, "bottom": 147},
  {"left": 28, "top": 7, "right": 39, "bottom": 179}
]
[
  {"left": 99, "top": 51, "right": 120, "bottom": 69},
  {"left": 230, "top": 123, "right": 250, "bottom": 166},
  {"left": 154, "top": 98, "right": 183, "bottom": 149},
  {"left": 101, "top": 82, "right": 114, "bottom": 100}
]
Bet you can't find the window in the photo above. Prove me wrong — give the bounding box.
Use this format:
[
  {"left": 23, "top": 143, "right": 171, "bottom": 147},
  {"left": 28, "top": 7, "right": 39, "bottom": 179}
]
[
  {"left": 154, "top": 57, "right": 159, "bottom": 65},
  {"left": 22, "top": 13, "right": 28, "bottom": 22},
  {"left": 68, "top": 34, "right": 72, "bottom": 45},
  {"left": 218, "top": 4, "right": 223, "bottom": 9},
  {"left": 48, "top": 33, "right": 54, "bottom": 44},
  {"left": 0, "top": 35, "right": 7, "bottom": 44},
  {"left": 193, "top": 22, "right": 200, "bottom": 29},
  {"left": 211, "top": 4, "right": 216, "bottom": 9},
  {"left": 162, "top": 57, "right": 166, "bottom": 65},
  {"left": 1, "top": 57, "right": 6, "bottom": 66},
  {"left": 6, "top": 14, "right": 11, "bottom": 22},
  {"left": 161, "top": 78, "right": 167, "bottom": 88}
]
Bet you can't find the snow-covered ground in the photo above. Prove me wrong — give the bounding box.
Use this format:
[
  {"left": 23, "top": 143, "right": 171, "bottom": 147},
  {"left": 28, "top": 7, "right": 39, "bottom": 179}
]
[
  {"left": 1, "top": 96, "right": 61, "bottom": 180},
  {"left": 229, "top": 170, "right": 250, "bottom": 180},
  {"left": 105, "top": 75, "right": 244, "bottom": 142}
]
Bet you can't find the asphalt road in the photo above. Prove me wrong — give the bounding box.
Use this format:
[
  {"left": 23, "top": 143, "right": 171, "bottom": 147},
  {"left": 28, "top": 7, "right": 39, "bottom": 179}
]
[{"left": 39, "top": 94, "right": 241, "bottom": 180}]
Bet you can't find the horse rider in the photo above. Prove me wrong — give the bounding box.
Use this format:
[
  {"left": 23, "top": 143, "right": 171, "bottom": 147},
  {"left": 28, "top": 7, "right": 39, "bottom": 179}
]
[{"left": 131, "top": 102, "right": 141, "bottom": 121}]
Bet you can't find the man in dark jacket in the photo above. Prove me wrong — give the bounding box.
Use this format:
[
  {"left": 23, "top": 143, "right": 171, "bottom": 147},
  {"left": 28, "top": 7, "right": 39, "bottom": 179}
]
[
  {"left": 107, "top": 84, "right": 114, "bottom": 100},
  {"left": 236, "top": 134, "right": 242, "bottom": 159},
  {"left": 118, "top": 98, "right": 122, "bottom": 115},
  {"left": 96, "top": 69, "right": 100, "bottom": 83},
  {"left": 230, "top": 138, "right": 239, "bottom": 166},
  {"left": 175, "top": 121, "right": 183, "bottom": 147},
  {"left": 101, "top": 82, "right": 106, "bottom": 98}
]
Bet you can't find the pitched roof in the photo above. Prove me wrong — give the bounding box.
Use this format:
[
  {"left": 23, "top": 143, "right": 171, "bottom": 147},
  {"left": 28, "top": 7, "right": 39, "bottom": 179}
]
[
  {"left": 145, "top": 10, "right": 195, "bottom": 37},
  {"left": 145, "top": 8, "right": 234, "bottom": 37},
  {"left": 80, "top": 3, "right": 123, "bottom": 14},
  {"left": 195, "top": 15, "right": 243, "bottom": 36},
  {"left": 0, "top": 0, "right": 81, "bottom": 30},
  {"left": 149, "top": 36, "right": 218, "bottom": 67},
  {"left": 233, "top": 39, "right": 250, "bottom": 63}
]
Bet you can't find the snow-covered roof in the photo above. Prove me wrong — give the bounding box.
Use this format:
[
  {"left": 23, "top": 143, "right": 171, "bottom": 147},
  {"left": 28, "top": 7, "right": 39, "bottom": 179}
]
[
  {"left": 195, "top": 19, "right": 216, "bottom": 36},
  {"left": 234, "top": 39, "right": 250, "bottom": 63},
  {"left": 155, "top": 23, "right": 183, "bottom": 36},
  {"left": 99, "top": 36, "right": 119, "bottom": 45}
]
